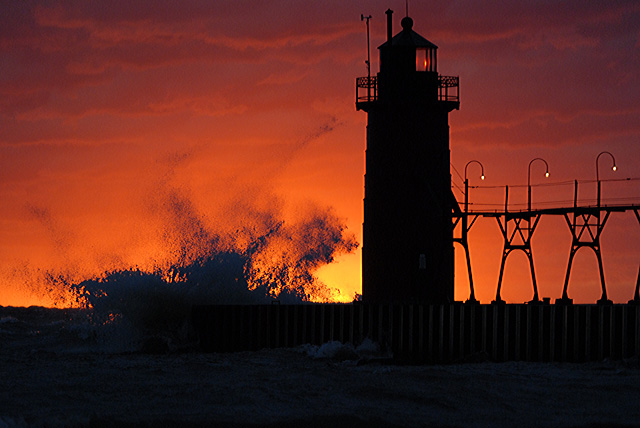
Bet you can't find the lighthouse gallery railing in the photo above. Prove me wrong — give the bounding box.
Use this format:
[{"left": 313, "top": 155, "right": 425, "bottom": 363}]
[{"left": 356, "top": 75, "right": 459, "bottom": 105}]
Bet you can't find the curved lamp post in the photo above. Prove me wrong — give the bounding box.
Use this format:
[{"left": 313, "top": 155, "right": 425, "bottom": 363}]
[
  {"left": 464, "top": 160, "right": 485, "bottom": 213},
  {"left": 596, "top": 151, "right": 617, "bottom": 182},
  {"left": 596, "top": 151, "right": 616, "bottom": 207},
  {"left": 528, "top": 158, "right": 549, "bottom": 211}
]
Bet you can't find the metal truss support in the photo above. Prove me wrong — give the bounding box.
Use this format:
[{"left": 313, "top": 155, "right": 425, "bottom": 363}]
[
  {"left": 632, "top": 209, "right": 640, "bottom": 303},
  {"left": 560, "top": 208, "right": 612, "bottom": 304},
  {"left": 453, "top": 212, "right": 480, "bottom": 303},
  {"left": 494, "top": 212, "right": 542, "bottom": 304},
  {"left": 634, "top": 262, "right": 640, "bottom": 303}
]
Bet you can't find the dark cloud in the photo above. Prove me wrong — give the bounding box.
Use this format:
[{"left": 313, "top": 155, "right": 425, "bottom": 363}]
[{"left": 1, "top": 0, "right": 638, "bottom": 147}]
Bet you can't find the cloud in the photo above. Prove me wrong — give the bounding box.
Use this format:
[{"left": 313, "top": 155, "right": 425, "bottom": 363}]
[
  {"left": 0, "top": 1, "right": 364, "bottom": 131},
  {"left": 2, "top": 0, "right": 638, "bottom": 149},
  {"left": 453, "top": 107, "right": 640, "bottom": 148}
]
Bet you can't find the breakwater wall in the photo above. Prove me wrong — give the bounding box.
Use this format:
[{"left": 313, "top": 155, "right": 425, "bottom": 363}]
[{"left": 191, "top": 303, "right": 640, "bottom": 363}]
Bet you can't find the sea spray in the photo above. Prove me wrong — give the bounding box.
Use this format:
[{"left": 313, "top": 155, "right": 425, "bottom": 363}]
[
  {"left": 9, "top": 175, "right": 358, "bottom": 351},
  {"left": 67, "top": 201, "right": 356, "bottom": 351}
]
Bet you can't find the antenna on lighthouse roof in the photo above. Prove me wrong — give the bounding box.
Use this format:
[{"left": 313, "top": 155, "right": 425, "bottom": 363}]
[
  {"left": 405, "top": 0, "right": 409, "bottom": 17},
  {"left": 361, "top": 14, "right": 372, "bottom": 100}
]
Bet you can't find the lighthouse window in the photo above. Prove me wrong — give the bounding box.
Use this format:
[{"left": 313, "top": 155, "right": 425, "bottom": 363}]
[{"left": 416, "top": 48, "right": 428, "bottom": 72}]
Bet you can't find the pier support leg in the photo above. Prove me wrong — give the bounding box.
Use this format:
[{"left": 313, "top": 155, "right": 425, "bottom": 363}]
[
  {"left": 454, "top": 212, "right": 479, "bottom": 304},
  {"left": 596, "top": 250, "right": 611, "bottom": 304},
  {"left": 464, "top": 244, "right": 477, "bottom": 302},
  {"left": 495, "top": 250, "right": 508, "bottom": 304},
  {"left": 633, "top": 266, "right": 640, "bottom": 304},
  {"left": 632, "top": 210, "right": 640, "bottom": 304},
  {"left": 562, "top": 212, "right": 612, "bottom": 305},
  {"left": 559, "top": 248, "right": 577, "bottom": 303},
  {"left": 527, "top": 250, "right": 540, "bottom": 302},
  {"left": 494, "top": 214, "right": 541, "bottom": 304}
]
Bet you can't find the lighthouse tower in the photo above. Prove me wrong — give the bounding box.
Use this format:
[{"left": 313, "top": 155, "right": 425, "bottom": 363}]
[{"left": 356, "top": 10, "right": 460, "bottom": 303}]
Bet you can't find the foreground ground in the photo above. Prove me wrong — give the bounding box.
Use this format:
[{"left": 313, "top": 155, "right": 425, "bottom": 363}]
[{"left": 1, "top": 345, "right": 640, "bottom": 427}]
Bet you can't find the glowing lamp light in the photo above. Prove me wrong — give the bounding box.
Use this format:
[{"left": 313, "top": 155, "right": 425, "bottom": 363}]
[
  {"left": 545, "top": 171, "right": 550, "bottom": 177},
  {"left": 596, "top": 151, "right": 616, "bottom": 181},
  {"left": 416, "top": 48, "right": 428, "bottom": 71},
  {"left": 481, "top": 175, "right": 485, "bottom": 180}
]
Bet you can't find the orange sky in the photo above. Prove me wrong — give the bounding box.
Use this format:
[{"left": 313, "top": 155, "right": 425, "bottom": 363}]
[{"left": 1, "top": 1, "right": 639, "bottom": 306}]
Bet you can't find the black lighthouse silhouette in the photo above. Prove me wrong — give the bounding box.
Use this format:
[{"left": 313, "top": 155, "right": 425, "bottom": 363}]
[{"left": 356, "top": 10, "right": 460, "bottom": 303}]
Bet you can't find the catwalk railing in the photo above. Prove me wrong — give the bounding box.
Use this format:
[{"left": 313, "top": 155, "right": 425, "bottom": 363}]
[{"left": 452, "top": 177, "right": 640, "bottom": 304}]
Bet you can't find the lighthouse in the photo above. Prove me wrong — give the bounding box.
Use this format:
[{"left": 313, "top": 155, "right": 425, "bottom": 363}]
[{"left": 356, "top": 10, "right": 460, "bottom": 303}]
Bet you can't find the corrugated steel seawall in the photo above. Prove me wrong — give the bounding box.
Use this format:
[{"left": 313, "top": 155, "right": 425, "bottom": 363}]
[{"left": 191, "top": 304, "right": 640, "bottom": 363}]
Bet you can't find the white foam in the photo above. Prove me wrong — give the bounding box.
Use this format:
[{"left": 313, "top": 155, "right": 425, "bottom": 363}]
[{"left": 0, "top": 316, "right": 18, "bottom": 324}]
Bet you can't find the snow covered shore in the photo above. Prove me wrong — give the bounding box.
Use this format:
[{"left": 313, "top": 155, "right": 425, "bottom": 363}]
[
  {"left": 1, "top": 306, "right": 639, "bottom": 427},
  {"left": 2, "top": 345, "right": 640, "bottom": 427}
]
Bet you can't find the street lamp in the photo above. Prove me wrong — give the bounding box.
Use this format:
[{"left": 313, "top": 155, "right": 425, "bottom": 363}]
[
  {"left": 462, "top": 160, "right": 484, "bottom": 303},
  {"left": 528, "top": 158, "right": 549, "bottom": 211},
  {"left": 464, "top": 160, "right": 485, "bottom": 213},
  {"left": 596, "top": 151, "right": 616, "bottom": 207},
  {"left": 596, "top": 151, "right": 617, "bottom": 182}
]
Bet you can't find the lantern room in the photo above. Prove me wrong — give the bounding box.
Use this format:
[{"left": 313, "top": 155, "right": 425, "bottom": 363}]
[
  {"left": 379, "top": 14, "right": 438, "bottom": 77},
  {"left": 416, "top": 45, "right": 436, "bottom": 72},
  {"left": 356, "top": 10, "right": 457, "bottom": 112}
]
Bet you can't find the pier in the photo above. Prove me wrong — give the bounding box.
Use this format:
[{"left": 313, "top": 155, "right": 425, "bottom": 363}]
[{"left": 192, "top": 303, "right": 640, "bottom": 363}]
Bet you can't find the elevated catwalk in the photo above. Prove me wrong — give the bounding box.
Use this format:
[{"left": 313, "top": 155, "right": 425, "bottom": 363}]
[{"left": 192, "top": 303, "right": 640, "bottom": 363}]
